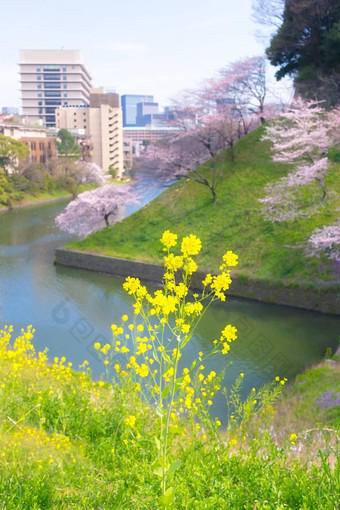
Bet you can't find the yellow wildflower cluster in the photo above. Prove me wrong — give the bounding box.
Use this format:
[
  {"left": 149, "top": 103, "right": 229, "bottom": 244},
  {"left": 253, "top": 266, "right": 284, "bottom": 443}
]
[
  {"left": 125, "top": 415, "right": 136, "bottom": 428},
  {"left": 92, "top": 230, "right": 239, "bottom": 460}
]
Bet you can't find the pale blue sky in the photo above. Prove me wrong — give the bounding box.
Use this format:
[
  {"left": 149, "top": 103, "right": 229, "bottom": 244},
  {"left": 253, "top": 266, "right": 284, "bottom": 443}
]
[{"left": 0, "top": 0, "right": 290, "bottom": 110}]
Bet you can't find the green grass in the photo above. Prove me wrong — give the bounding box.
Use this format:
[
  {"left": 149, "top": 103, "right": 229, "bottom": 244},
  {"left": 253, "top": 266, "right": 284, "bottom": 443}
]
[
  {"left": 68, "top": 126, "right": 340, "bottom": 286},
  {"left": 0, "top": 326, "right": 339, "bottom": 509}
]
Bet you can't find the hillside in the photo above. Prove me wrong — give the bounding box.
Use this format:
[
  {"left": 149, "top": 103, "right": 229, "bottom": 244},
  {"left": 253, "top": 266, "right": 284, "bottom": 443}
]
[{"left": 67, "top": 126, "right": 340, "bottom": 287}]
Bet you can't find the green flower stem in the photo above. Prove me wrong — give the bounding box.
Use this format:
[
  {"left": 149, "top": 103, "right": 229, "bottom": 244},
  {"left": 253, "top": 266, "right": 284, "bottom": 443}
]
[{"left": 162, "top": 336, "right": 181, "bottom": 496}]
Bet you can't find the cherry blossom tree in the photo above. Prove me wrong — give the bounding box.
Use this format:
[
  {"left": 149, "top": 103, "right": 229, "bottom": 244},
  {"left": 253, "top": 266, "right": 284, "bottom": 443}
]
[
  {"left": 138, "top": 112, "right": 238, "bottom": 202},
  {"left": 259, "top": 99, "right": 340, "bottom": 221},
  {"left": 56, "top": 183, "right": 139, "bottom": 236},
  {"left": 204, "top": 56, "right": 268, "bottom": 126},
  {"left": 306, "top": 220, "right": 340, "bottom": 261},
  {"left": 75, "top": 161, "right": 106, "bottom": 185}
]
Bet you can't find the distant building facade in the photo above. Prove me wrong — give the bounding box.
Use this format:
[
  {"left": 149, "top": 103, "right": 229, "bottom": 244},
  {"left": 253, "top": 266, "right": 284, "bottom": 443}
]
[
  {"left": 20, "top": 137, "right": 57, "bottom": 165},
  {"left": 19, "top": 49, "right": 92, "bottom": 128},
  {"left": 0, "top": 120, "right": 56, "bottom": 169},
  {"left": 1, "top": 107, "right": 19, "bottom": 115},
  {"left": 121, "top": 94, "right": 154, "bottom": 127},
  {"left": 0, "top": 121, "right": 47, "bottom": 140},
  {"left": 123, "top": 127, "right": 179, "bottom": 143},
  {"left": 56, "top": 88, "right": 124, "bottom": 176}
]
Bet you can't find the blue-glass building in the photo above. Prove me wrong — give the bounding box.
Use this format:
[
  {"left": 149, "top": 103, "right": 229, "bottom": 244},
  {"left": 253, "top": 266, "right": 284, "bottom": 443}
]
[{"left": 121, "top": 94, "right": 154, "bottom": 127}]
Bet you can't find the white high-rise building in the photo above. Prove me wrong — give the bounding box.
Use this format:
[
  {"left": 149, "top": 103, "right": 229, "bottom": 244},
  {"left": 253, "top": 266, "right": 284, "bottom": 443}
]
[{"left": 19, "top": 49, "right": 92, "bottom": 127}]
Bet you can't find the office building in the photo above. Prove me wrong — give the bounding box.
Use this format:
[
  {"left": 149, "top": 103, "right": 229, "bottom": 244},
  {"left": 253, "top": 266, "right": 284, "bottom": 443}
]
[
  {"left": 56, "top": 88, "right": 124, "bottom": 176},
  {"left": 121, "top": 94, "right": 154, "bottom": 127},
  {"left": 19, "top": 49, "right": 92, "bottom": 128}
]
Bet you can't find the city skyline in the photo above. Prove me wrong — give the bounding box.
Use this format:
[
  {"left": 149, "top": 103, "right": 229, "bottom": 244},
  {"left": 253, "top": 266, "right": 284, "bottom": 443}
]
[{"left": 0, "top": 0, "right": 291, "bottom": 112}]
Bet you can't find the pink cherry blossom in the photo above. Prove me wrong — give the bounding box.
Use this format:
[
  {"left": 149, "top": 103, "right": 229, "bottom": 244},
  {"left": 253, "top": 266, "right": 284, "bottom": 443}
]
[{"left": 56, "top": 183, "right": 139, "bottom": 236}]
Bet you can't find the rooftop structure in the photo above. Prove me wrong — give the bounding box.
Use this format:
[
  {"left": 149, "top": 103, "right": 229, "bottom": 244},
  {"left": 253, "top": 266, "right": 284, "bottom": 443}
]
[{"left": 19, "top": 50, "right": 92, "bottom": 128}]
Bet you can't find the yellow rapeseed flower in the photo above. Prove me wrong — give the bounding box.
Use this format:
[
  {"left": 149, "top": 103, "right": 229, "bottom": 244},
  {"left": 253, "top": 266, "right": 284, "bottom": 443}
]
[
  {"left": 221, "top": 250, "right": 239, "bottom": 268},
  {"left": 181, "top": 234, "right": 202, "bottom": 257},
  {"left": 125, "top": 415, "right": 136, "bottom": 427},
  {"left": 161, "top": 230, "right": 178, "bottom": 250},
  {"left": 221, "top": 324, "right": 237, "bottom": 342}
]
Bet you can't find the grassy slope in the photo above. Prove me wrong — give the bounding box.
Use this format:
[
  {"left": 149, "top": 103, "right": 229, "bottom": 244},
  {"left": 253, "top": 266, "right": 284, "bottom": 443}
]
[
  {"left": 68, "top": 126, "right": 340, "bottom": 285},
  {"left": 1, "top": 328, "right": 339, "bottom": 509}
]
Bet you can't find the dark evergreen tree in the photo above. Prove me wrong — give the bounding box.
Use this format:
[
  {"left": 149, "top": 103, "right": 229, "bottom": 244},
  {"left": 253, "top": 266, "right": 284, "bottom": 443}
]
[{"left": 267, "top": 0, "right": 340, "bottom": 81}]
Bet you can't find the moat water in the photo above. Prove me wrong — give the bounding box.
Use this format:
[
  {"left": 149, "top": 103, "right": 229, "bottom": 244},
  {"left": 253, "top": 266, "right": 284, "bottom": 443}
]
[{"left": 1, "top": 187, "right": 339, "bottom": 418}]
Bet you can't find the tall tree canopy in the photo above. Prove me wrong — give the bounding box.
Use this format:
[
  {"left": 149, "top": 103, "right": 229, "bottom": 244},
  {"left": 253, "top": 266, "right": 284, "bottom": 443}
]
[
  {"left": 56, "top": 129, "right": 82, "bottom": 159},
  {"left": 267, "top": 0, "right": 340, "bottom": 81},
  {"left": 0, "top": 134, "right": 29, "bottom": 174}
]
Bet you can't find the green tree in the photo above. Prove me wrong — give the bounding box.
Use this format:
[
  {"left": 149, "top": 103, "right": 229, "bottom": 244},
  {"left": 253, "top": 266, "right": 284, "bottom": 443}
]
[
  {"left": 267, "top": 0, "right": 340, "bottom": 81},
  {"left": 0, "top": 134, "right": 29, "bottom": 174},
  {"left": 56, "top": 129, "right": 82, "bottom": 159}
]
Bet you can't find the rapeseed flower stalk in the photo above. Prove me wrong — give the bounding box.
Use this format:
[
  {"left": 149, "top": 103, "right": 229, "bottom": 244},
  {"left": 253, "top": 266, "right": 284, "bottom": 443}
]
[{"left": 98, "top": 230, "right": 240, "bottom": 506}]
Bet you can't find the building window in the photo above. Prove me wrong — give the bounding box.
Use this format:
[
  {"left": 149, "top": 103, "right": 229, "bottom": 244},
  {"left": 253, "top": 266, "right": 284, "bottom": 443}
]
[
  {"left": 45, "top": 115, "right": 55, "bottom": 122},
  {"left": 45, "top": 99, "right": 61, "bottom": 105},
  {"left": 36, "top": 66, "right": 41, "bottom": 72},
  {"left": 43, "top": 73, "right": 61, "bottom": 81},
  {"left": 43, "top": 65, "right": 60, "bottom": 71},
  {"left": 37, "top": 75, "right": 41, "bottom": 80},
  {"left": 63, "top": 75, "right": 67, "bottom": 80},
  {"left": 44, "top": 91, "right": 61, "bottom": 97},
  {"left": 38, "top": 92, "right": 42, "bottom": 98},
  {"left": 39, "top": 142, "right": 45, "bottom": 150},
  {"left": 44, "top": 82, "right": 60, "bottom": 89},
  {"left": 39, "top": 108, "right": 43, "bottom": 114},
  {"left": 64, "top": 93, "right": 67, "bottom": 97},
  {"left": 48, "top": 142, "right": 51, "bottom": 149},
  {"left": 38, "top": 101, "right": 42, "bottom": 106},
  {"left": 64, "top": 101, "right": 68, "bottom": 106},
  {"left": 62, "top": 66, "right": 66, "bottom": 72},
  {"left": 31, "top": 141, "right": 36, "bottom": 150},
  {"left": 45, "top": 107, "right": 55, "bottom": 114},
  {"left": 37, "top": 84, "right": 42, "bottom": 89},
  {"left": 40, "top": 155, "right": 45, "bottom": 163},
  {"left": 63, "top": 84, "right": 67, "bottom": 89}
]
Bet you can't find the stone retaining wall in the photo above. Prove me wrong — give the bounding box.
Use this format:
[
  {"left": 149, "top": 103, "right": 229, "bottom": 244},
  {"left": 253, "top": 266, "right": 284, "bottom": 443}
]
[{"left": 55, "top": 248, "right": 340, "bottom": 316}]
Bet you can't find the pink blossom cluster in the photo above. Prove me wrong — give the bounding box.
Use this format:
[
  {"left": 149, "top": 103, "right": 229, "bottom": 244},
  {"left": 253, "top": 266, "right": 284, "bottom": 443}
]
[
  {"left": 260, "top": 99, "right": 340, "bottom": 221},
  {"left": 306, "top": 221, "right": 340, "bottom": 261},
  {"left": 56, "top": 183, "right": 139, "bottom": 237}
]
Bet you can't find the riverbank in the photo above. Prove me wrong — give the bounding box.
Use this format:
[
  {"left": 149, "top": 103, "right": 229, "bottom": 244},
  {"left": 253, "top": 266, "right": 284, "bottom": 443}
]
[
  {"left": 0, "top": 325, "right": 338, "bottom": 508},
  {"left": 0, "top": 190, "right": 72, "bottom": 212},
  {"left": 61, "top": 126, "right": 340, "bottom": 315},
  {"left": 0, "top": 184, "right": 98, "bottom": 213},
  {"left": 55, "top": 246, "right": 340, "bottom": 316}
]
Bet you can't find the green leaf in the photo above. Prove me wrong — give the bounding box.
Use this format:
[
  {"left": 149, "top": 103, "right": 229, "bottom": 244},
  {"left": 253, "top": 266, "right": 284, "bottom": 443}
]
[
  {"left": 155, "top": 437, "right": 161, "bottom": 451},
  {"left": 162, "top": 385, "right": 170, "bottom": 399},
  {"left": 161, "top": 350, "right": 172, "bottom": 365},
  {"left": 151, "top": 457, "right": 165, "bottom": 477},
  {"left": 190, "top": 359, "right": 197, "bottom": 370},
  {"left": 152, "top": 466, "right": 164, "bottom": 477},
  {"left": 167, "top": 461, "right": 181, "bottom": 477},
  {"left": 174, "top": 376, "right": 184, "bottom": 393},
  {"left": 169, "top": 425, "right": 185, "bottom": 435},
  {"left": 158, "top": 487, "right": 175, "bottom": 507},
  {"left": 156, "top": 405, "right": 166, "bottom": 418}
]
